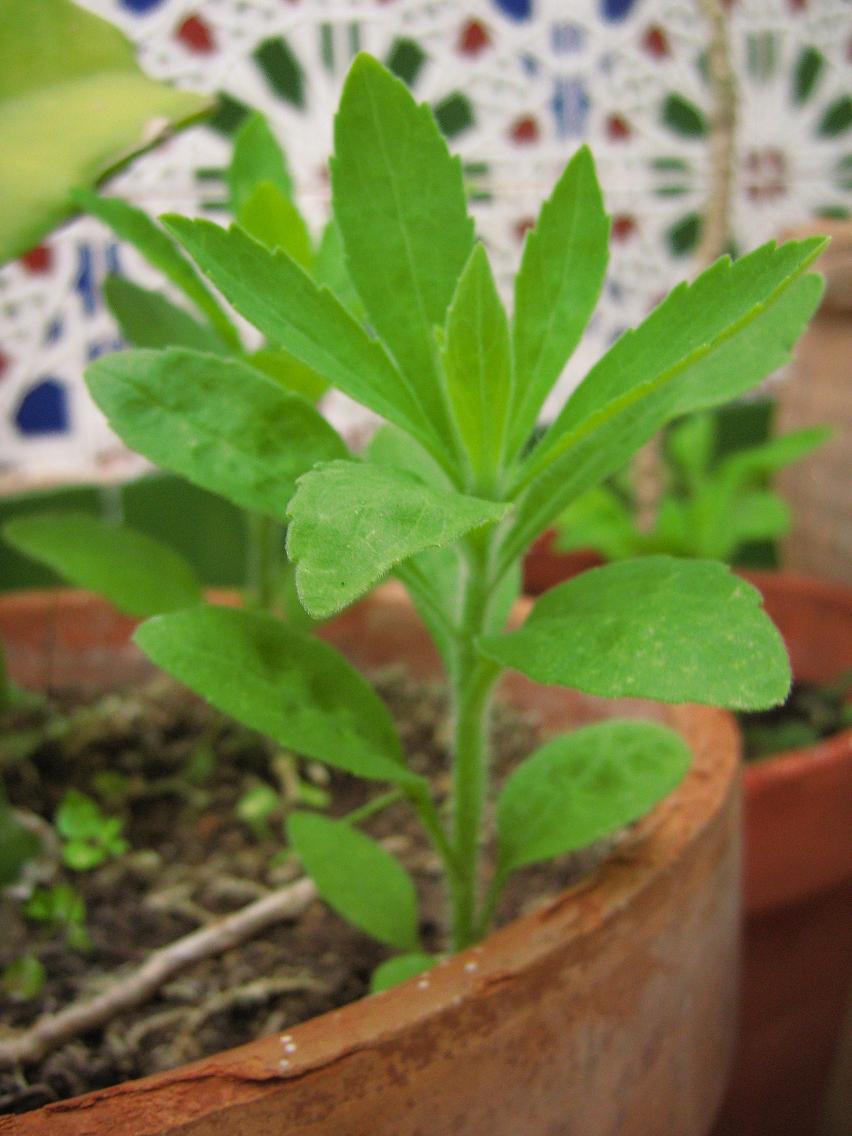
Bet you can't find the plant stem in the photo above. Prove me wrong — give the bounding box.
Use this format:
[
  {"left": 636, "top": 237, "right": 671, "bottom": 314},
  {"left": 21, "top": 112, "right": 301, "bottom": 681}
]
[
  {"left": 476, "top": 867, "right": 508, "bottom": 941},
  {"left": 245, "top": 513, "right": 284, "bottom": 612},
  {"left": 449, "top": 533, "right": 500, "bottom": 951},
  {"left": 0, "top": 638, "right": 10, "bottom": 715},
  {"left": 343, "top": 788, "right": 404, "bottom": 828},
  {"left": 696, "top": 0, "right": 737, "bottom": 271}
]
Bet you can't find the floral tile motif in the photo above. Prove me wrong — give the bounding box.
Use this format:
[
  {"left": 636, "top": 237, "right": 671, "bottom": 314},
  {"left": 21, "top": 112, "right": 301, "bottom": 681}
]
[{"left": 1, "top": 0, "right": 848, "bottom": 480}]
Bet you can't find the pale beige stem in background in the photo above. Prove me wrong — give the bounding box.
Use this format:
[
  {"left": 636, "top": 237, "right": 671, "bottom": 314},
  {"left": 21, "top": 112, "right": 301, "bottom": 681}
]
[
  {"left": 695, "top": 0, "right": 738, "bottom": 270},
  {"left": 634, "top": 0, "right": 738, "bottom": 527}
]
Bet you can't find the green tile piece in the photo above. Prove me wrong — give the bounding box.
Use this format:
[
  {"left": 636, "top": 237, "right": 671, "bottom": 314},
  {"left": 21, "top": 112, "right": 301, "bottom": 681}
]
[
  {"left": 434, "top": 92, "right": 474, "bottom": 138},
  {"left": 254, "top": 37, "right": 305, "bottom": 108}
]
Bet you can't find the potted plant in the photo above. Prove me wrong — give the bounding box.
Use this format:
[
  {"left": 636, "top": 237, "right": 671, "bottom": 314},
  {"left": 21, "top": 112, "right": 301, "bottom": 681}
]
[{"left": 0, "top": 53, "right": 827, "bottom": 1135}]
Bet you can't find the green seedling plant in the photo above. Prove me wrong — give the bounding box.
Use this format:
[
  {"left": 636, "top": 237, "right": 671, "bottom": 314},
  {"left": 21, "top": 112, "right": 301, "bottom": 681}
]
[
  {"left": 555, "top": 411, "right": 830, "bottom": 563},
  {"left": 23, "top": 882, "right": 91, "bottom": 952},
  {"left": 2, "top": 954, "right": 47, "bottom": 1002},
  {"left": 62, "top": 55, "right": 824, "bottom": 986},
  {"left": 54, "top": 789, "right": 128, "bottom": 872},
  {"left": 236, "top": 782, "right": 281, "bottom": 841}
]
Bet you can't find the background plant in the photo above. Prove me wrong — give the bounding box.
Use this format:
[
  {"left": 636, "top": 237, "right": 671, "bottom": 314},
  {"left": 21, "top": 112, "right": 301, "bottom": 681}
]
[
  {"left": 554, "top": 410, "right": 829, "bottom": 564},
  {"left": 15, "top": 55, "right": 829, "bottom": 985}
]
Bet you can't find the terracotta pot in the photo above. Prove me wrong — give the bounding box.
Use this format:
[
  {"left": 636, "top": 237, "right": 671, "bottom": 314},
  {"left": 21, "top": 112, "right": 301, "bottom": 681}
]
[
  {"left": 522, "top": 531, "right": 604, "bottom": 595},
  {"left": 711, "top": 571, "right": 852, "bottom": 1136},
  {"left": 522, "top": 541, "right": 852, "bottom": 1135},
  {"left": 0, "top": 586, "right": 740, "bottom": 1136}
]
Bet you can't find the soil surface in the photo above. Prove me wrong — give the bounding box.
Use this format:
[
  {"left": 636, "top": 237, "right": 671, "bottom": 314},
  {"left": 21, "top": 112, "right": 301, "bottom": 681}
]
[{"left": 0, "top": 670, "right": 612, "bottom": 1116}]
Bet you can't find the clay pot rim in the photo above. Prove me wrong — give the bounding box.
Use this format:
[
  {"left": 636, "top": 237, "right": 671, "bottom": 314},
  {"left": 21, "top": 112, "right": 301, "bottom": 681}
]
[
  {"left": 744, "top": 724, "right": 852, "bottom": 785},
  {"left": 739, "top": 568, "right": 852, "bottom": 610},
  {"left": 0, "top": 586, "right": 738, "bottom": 1134},
  {"left": 738, "top": 567, "right": 852, "bottom": 782}
]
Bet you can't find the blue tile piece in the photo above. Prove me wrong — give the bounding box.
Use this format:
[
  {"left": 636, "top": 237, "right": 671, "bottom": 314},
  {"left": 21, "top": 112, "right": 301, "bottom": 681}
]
[
  {"left": 14, "top": 379, "right": 70, "bottom": 436},
  {"left": 492, "top": 0, "right": 532, "bottom": 21},
  {"left": 87, "top": 338, "right": 124, "bottom": 362},
  {"left": 552, "top": 23, "right": 585, "bottom": 54},
  {"left": 601, "top": 0, "right": 638, "bottom": 22},
  {"left": 120, "top": 0, "right": 166, "bottom": 13},
  {"left": 551, "top": 77, "right": 590, "bottom": 137},
  {"left": 106, "top": 243, "right": 122, "bottom": 276},
  {"left": 74, "top": 245, "right": 97, "bottom": 316},
  {"left": 44, "top": 317, "right": 63, "bottom": 345}
]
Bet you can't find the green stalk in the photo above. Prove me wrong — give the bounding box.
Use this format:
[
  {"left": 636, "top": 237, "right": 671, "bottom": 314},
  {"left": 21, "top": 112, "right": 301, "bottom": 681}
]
[
  {"left": 343, "top": 788, "right": 405, "bottom": 828},
  {"left": 0, "top": 638, "right": 11, "bottom": 715},
  {"left": 475, "top": 867, "right": 509, "bottom": 942},
  {"left": 449, "top": 530, "right": 500, "bottom": 951},
  {"left": 245, "top": 513, "right": 284, "bottom": 612}
]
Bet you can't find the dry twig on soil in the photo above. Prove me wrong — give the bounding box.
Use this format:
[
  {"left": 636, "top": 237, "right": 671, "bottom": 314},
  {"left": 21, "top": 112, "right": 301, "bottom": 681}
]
[{"left": 0, "top": 876, "right": 317, "bottom": 1070}]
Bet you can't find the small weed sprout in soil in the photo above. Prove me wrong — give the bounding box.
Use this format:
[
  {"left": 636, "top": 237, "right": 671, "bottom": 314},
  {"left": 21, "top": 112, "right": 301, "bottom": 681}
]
[{"left": 11, "top": 55, "right": 827, "bottom": 988}]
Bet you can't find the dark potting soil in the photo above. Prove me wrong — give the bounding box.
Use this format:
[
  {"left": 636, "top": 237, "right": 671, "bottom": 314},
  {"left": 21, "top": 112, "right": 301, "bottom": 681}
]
[
  {"left": 0, "top": 671, "right": 616, "bottom": 1116},
  {"left": 739, "top": 673, "right": 852, "bottom": 761}
]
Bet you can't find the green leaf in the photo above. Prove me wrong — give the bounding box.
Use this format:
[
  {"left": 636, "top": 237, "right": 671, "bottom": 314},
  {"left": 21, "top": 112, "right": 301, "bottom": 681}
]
[
  {"left": 666, "top": 414, "right": 714, "bottom": 492},
  {"left": 478, "top": 557, "right": 791, "bottom": 709},
  {"left": 502, "top": 243, "right": 825, "bottom": 565},
  {"left": 509, "top": 146, "right": 610, "bottom": 456},
  {"left": 236, "top": 181, "right": 312, "bottom": 267},
  {"left": 366, "top": 427, "right": 461, "bottom": 664},
  {"left": 555, "top": 486, "right": 637, "bottom": 560},
  {"left": 314, "top": 219, "right": 365, "bottom": 319},
  {"left": 496, "top": 720, "right": 690, "bottom": 876},
  {"left": 726, "top": 490, "right": 790, "bottom": 546},
  {"left": 3, "top": 512, "right": 202, "bottom": 617},
  {"left": 441, "top": 244, "right": 513, "bottom": 481},
  {"left": 370, "top": 953, "right": 436, "bottom": 993},
  {"left": 86, "top": 348, "right": 347, "bottom": 519},
  {"left": 288, "top": 811, "right": 419, "bottom": 951},
  {"left": 135, "top": 605, "right": 418, "bottom": 786},
  {"left": 721, "top": 425, "right": 831, "bottom": 481},
  {"left": 165, "top": 218, "right": 441, "bottom": 459},
  {"left": 236, "top": 783, "right": 280, "bottom": 839},
  {"left": 75, "top": 190, "right": 239, "bottom": 349},
  {"left": 2, "top": 955, "right": 46, "bottom": 1001},
  {"left": 331, "top": 54, "right": 475, "bottom": 435},
  {"left": 24, "top": 884, "right": 86, "bottom": 928},
  {"left": 227, "top": 112, "right": 292, "bottom": 215},
  {"left": 287, "top": 460, "right": 510, "bottom": 619},
  {"left": 366, "top": 424, "right": 451, "bottom": 491},
  {"left": 0, "top": 792, "right": 39, "bottom": 888},
  {"left": 534, "top": 241, "right": 826, "bottom": 467},
  {"left": 56, "top": 790, "right": 122, "bottom": 841},
  {"left": 104, "top": 276, "right": 230, "bottom": 354},
  {"left": 246, "top": 346, "right": 328, "bottom": 403},
  {"left": 0, "top": 0, "right": 210, "bottom": 263}
]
